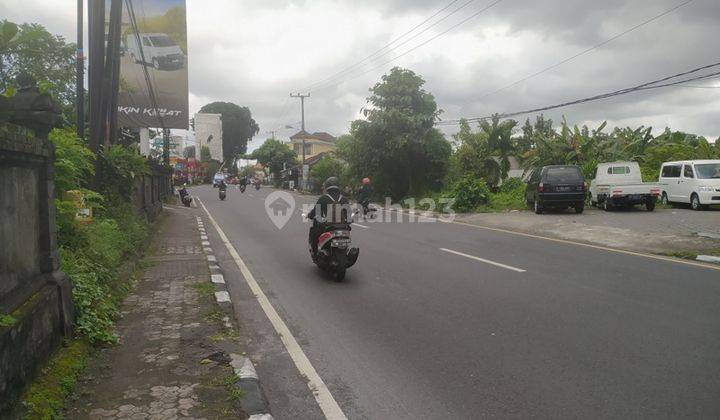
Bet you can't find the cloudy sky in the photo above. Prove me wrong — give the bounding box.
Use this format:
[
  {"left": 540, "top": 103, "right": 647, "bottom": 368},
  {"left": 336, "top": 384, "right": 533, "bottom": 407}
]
[{"left": 3, "top": 0, "right": 719, "bottom": 150}]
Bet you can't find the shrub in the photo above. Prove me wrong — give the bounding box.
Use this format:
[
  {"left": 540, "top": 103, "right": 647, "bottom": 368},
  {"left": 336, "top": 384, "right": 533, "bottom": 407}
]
[
  {"left": 60, "top": 249, "right": 118, "bottom": 343},
  {"left": 488, "top": 180, "right": 526, "bottom": 211},
  {"left": 449, "top": 176, "right": 490, "bottom": 212}
]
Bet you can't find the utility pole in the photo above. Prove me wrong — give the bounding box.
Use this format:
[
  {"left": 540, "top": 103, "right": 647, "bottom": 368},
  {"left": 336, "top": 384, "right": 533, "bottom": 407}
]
[
  {"left": 76, "top": 0, "right": 84, "bottom": 140},
  {"left": 290, "top": 93, "right": 309, "bottom": 189},
  {"left": 268, "top": 130, "right": 276, "bottom": 140}
]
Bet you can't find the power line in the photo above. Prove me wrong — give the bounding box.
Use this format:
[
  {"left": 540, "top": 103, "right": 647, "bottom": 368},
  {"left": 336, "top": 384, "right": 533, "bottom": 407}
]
[
  {"left": 437, "top": 61, "right": 720, "bottom": 125},
  {"left": 466, "top": 0, "right": 695, "bottom": 104},
  {"left": 302, "top": 0, "right": 463, "bottom": 92},
  {"left": 310, "top": 0, "right": 505, "bottom": 93}
]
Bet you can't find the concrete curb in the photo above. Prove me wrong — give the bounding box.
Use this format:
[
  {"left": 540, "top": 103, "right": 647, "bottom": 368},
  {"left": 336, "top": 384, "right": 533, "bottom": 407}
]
[{"left": 194, "top": 215, "right": 273, "bottom": 419}]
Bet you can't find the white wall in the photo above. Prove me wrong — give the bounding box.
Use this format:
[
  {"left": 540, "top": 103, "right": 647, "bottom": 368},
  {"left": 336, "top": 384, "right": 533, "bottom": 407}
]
[{"left": 194, "top": 113, "right": 223, "bottom": 162}]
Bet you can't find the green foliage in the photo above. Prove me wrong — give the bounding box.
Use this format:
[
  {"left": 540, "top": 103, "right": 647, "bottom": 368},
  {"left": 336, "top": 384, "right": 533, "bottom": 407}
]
[
  {"left": 200, "top": 145, "right": 211, "bottom": 162},
  {"left": 198, "top": 102, "right": 260, "bottom": 163},
  {"left": 0, "top": 314, "right": 17, "bottom": 327},
  {"left": 49, "top": 128, "right": 95, "bottom": 193},
  {"left": 310, "top": 155, "right": 346, "bottom": 187},
  {"left": 61, "top": 249, "right": 119, "bottom": 343},
  {"left": 487, "top": 180, "right": 526, "bottom": 211},
  {"left": 451, "top": 116, "right": 517, "bottom": 190},
  {"left": 0, "top": 21, "right": 76, "bottom": 124},
  {"left": 251, "top": 138, "right": 297, "bottom": 179},
  {"left": 99, "top": 145, "right": 149, "bottom": 200},
  {"left": 21, "top": 340, "right": 91, "bottom": 420},
  {"left": 124, "top": 6, "right": 188, "bottom": 54},
  {"left": 341, "top": 67, "right": 451, "bottom": 199},
  {"left": 448, "top": 176, "right": 491, "bottom": 212}
]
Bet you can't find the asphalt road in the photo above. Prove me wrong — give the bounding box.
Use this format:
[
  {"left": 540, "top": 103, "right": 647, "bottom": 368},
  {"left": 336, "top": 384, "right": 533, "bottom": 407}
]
[{"left": 192, "top": 185, "right": 720, "bottom": 419}]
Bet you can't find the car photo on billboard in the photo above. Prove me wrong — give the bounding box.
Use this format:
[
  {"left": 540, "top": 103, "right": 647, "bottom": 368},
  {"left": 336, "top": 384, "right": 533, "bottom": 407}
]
[{"left": 126, "top": 32, "right": 185, "bottom": 71}]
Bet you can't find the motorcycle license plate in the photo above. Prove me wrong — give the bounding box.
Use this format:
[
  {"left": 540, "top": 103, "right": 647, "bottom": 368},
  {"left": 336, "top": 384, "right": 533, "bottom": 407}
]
[{"left": 331, "top": 239, "right": 350, "bottom": 248}]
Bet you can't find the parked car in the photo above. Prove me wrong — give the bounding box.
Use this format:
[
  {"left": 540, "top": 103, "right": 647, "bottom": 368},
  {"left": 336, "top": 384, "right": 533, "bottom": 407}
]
[
  {"left": 589, "top": 161, "right": 660, "bottom": 211},
  {"left": 126, "top": 32, "right": 185, "bottom": 70},
  {"left": 525, "top": 165, "right": 586, "bottom": 214},
  {"left": 659, "top": 160, "right": 720, "bottom": 210},
  {"left": 212, "top": 172, "right": 226, "bottom": 188}
]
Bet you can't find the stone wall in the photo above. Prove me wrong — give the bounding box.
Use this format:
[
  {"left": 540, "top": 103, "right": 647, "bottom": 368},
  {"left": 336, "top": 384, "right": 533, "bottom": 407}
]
[{"left": 0, "top": 123, "right": 74, "bottom": 414}]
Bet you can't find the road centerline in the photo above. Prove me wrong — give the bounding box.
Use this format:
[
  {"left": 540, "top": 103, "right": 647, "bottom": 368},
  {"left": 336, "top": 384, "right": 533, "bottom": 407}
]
[{"left": 440, "top": 247, "right": 526, "bottom": 273}]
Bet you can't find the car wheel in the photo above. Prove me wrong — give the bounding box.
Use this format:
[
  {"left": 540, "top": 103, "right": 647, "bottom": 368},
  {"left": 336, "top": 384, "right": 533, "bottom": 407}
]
[
  {"left": 575, "top": 202, "right": 584, "bottom": 214},
  {"left": 661, "top": 192, "right": 669, "bottom": 205},
  {"left": 646, "top": 200, "right": 655, "bottom": 211},
  {"left": 534, "top": 198, "right": 543, "bottom": 214},
  {"left": 691, "top": 193, "right": 704, "bottom": 211}
]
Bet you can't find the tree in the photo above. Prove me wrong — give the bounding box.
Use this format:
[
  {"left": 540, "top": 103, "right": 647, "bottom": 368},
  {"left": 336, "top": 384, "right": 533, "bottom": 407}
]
[
  {"left": 341, "top": 67, "right": 451, "bottom": 199},
  {"left": 198, "top": 102, "right": 259, "bottom": 163},
  {"left": 250, "top": 138, "right": 297, "bottom": 180},
  {"left": 0, "top": 21, "right": 76, "bottom": 125},
  {"left": 310, "top": 155, "right": 346, "bottom": 188},
  {"left": 200, "top": 145, "right": 211, "bottom": 162}
]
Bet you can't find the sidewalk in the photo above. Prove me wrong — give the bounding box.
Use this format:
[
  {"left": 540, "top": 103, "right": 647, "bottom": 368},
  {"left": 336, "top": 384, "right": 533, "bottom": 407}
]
[{"left": 65, "top": 205, "right": 251, "bottom": 419}]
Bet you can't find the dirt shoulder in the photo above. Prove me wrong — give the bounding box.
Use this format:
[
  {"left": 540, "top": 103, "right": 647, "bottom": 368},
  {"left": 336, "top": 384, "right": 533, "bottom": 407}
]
[{"left": 455, "top": 206, "right": 720, "bottom": 255}]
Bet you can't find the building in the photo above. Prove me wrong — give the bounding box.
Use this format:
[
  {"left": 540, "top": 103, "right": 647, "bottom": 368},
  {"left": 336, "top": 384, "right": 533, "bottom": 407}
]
[
  {"left": 194, "top": 113, "right": 223, "bottom": 162},
  {"left": 289, "top": 130, "right": 337, "bottom": 160}
]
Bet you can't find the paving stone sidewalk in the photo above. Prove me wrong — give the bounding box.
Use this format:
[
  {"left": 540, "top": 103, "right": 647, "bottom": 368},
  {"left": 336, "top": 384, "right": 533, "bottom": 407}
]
[{"left": 65, "top": 206, "right": 246, "bottom": 419}]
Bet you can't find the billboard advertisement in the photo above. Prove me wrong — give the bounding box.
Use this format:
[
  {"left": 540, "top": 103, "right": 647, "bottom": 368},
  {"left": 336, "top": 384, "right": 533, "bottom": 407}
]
[{"left": 112, "top": 0, "right": 189, "bottom": 129}]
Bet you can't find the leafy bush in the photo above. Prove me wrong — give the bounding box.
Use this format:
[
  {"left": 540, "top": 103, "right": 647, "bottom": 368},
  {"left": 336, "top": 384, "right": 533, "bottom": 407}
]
[
  {"left": 488, "top": 180, "right": 526, "bottom": 211},
  {"left": 497, "top": 177, "right": 524, "bottom": 193},
  {"left": 449, "top": 176, "right": 490, "bottom": 212},
  {"left": 99, "top": 145, "right": 149, "bottom": 199},
  {"left": 50, "top": 128, "right": 95, "bottom": 193},
  {"left": 60, "top": 249, "right": 119, "bottom": 343}
]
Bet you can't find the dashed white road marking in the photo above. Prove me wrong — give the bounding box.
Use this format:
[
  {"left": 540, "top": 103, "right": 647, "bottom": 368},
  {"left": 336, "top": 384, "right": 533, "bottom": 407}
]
[
  {"left": 201, "top": 235, "right": 208, "bottom": 240},
  {"left": 440, "top": 248, "right": 526, "bottom": 273},
  {"left": 214, "top": 291, "right": 231, "bottom": 303},
  {"left": 197, "top": 197, "right": 347, "bottom": 420},
  {"left": 206, "top": 255, "right": 216, "bottom": 262},
  {"left": 202, "top": 240, "right": 210, "bottom": 246},
  {"left": 211, "top": 274, "right": 225, "bottom": 284}
]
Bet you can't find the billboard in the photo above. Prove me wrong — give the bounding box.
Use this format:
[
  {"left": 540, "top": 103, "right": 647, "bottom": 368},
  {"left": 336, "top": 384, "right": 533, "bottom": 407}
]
[{"left": 112, "top": 0, "right": 189, "bottom": 129}]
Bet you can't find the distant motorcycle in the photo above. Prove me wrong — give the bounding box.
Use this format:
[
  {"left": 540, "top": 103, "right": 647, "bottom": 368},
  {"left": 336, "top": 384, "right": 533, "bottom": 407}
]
[
  {"left": 219, "top": 189, "right": 226, "bottom": 200},
  {"left": 179, "top": 185, "right": 192, "bottom": 207},
  {"left": 239, "top": 184, "right": 246, "bottom": 193},
  {"left": 254, "top": 182, "right": 260, "bottom": 191},
  {"left": 358, "top": 199, "right": 377, "bottom": 220}
]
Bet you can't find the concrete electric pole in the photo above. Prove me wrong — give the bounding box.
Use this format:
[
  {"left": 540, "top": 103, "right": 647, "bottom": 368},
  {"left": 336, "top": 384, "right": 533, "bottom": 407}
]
[{"left": 290, "top": 93, "right": 310, "bottom": 189}]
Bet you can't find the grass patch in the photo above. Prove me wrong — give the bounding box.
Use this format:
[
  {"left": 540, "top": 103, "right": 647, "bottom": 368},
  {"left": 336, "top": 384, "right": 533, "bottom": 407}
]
[
  {"left": 192, "top": 282, "right": 216, "bottom": 299},
  {"left": 227, "top": 387, "right": 244, "bottom": 402},
  {"left": 21, "top": 340, "right": 92, "bottom": 419},
  {"left": 0, "top": 314, "right": 17, "bottom": 328},
  {"left": 203, "top": 307, "right": 224, "bottom": 323},
  {"left": 660, "top": 248, "right": 720, "bottom": 260}
]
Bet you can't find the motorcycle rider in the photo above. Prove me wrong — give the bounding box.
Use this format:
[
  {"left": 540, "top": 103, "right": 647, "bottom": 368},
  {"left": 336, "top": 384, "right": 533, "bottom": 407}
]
[
  {"left": 356, "top": 177, "right": 372, "bottom": 215},
  {"left": 307, "top": 177, "right": 351, "bottom": 255}
]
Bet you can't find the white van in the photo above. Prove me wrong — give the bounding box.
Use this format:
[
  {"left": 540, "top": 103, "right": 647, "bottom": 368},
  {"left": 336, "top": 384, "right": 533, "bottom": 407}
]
[
  {"left": 659, "top": 160, "right": 720, "bottom": 210},
  {"left": 126, "top": 32, "right": 184, "bottom": 70}
]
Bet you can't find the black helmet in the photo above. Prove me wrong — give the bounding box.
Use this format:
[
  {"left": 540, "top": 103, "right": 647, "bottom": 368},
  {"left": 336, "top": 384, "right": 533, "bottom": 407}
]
[{"left": 323, "top": 177, "right": 340, "bottom": 190}]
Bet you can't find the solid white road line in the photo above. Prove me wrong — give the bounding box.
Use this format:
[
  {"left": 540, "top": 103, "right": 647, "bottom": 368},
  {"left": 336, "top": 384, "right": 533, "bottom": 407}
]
[
  {"left": 197, "top": 197, "right": 347, "bottom": 420},
  {"left": 440, "top": 248, "right": 526, "bottom": 273},
  {"left": 353, "top": 223, "right": 369, "bottom": 229}
]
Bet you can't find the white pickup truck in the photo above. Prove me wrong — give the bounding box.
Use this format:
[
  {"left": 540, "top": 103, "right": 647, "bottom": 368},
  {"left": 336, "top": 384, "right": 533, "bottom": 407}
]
[{"left": 589, "top": 161, "right": 661, "bottom": 211}]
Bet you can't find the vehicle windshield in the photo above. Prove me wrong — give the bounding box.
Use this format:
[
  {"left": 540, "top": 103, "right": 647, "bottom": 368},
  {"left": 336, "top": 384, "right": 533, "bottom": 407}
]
[
  {"left": 149, "top": 35, "right": 176, "bottom": 47},
  {"left": 695, "top": 163, "right": 720, "bottom": 179},
  {"left": 546, "top": 167, "right": 582, "bottom": 182}
]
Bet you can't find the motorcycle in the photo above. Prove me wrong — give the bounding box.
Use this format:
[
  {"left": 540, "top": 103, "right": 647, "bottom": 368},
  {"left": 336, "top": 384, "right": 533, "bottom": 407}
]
[
  {"left": 239, "top": 184, "right": 246, "bottom": 193},
  {"left": 179, "top": 186, "right": 192, "bottom": 207},
  {"left": 358, "top": 199, "right": 377, "bottom": 220},
  {"left": 304, "top": 215, "right": 360, "bottom": 281},
  {"left": 219, "top": 188, "right": 226, "bottom": 200},
  {"left": 254, "top": 182, "right": 261, "bottom": 191}
]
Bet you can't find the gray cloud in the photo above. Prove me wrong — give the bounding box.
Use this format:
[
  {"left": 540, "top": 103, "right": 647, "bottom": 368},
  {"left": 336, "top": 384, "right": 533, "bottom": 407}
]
[{"left": 4, "top": 0, "right": 719, "bottom": 146}]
